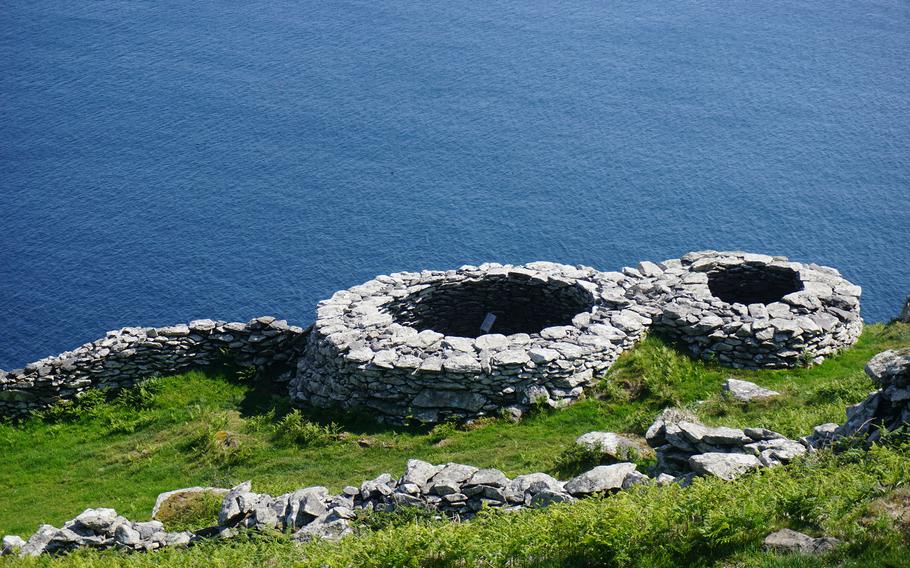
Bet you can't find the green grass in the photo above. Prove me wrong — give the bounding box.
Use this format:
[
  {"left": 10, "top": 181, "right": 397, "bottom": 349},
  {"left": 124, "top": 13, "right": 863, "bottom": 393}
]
[{"left": 1, "top": 322, "right": 909, "bottom": 567}]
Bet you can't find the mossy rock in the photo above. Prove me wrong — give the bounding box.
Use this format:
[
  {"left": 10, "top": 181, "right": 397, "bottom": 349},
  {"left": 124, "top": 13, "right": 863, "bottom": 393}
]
[{"left": 152, "top": 487, "right": 228, "bottom": 532}]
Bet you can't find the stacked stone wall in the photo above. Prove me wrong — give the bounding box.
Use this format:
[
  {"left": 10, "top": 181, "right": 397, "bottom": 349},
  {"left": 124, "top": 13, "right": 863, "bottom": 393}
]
[
  {"left": 291, "top": 262, "right": 650, "bottom": 423},
  {"left": 619, "top": 251, "right": 863, "bottom": 369},
  {"left": 0, "top": 317, "right": 309, "bottom": 418},
  {"left": 1, "top": 250, "right": 865, "bottom": 422}
]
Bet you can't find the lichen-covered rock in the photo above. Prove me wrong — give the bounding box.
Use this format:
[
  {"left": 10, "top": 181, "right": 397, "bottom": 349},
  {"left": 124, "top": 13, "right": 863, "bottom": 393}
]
[
  {"left": 723, "top": 378, "right": 780, "bottom": 402},
  {"left": 763, "top": 529, "right": 840, "bottom": 555},
  {"left": 575, "top": 432, "right": 648, "bottom": 461},
  {"left": 828, "top": 349, "right": 910, "bottom": 443},
  {"left": 1, "top": 535, "right": 25, "bottom": 556},
  {"left": 151, "top": 487, "right": 229, "bottom": 520},
  {"left": 688, "top": 453, "right": 761, "bottom": 481},
  {"left": 564, "top": 463, "right": 638, "bottom": 496},
  {"left": 218, "top": 481, "right": 254, "bottom": 526}
]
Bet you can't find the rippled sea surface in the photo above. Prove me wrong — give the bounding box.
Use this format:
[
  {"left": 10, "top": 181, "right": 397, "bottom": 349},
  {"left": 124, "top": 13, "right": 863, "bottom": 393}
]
[{"left": 1, "top": 1, "right": 908, "bottom": 369}]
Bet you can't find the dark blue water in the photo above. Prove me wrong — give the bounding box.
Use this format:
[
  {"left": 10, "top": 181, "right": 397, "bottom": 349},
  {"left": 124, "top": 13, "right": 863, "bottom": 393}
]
[{"left": 1, "top": 1, "right": 908, "bottom": 370}]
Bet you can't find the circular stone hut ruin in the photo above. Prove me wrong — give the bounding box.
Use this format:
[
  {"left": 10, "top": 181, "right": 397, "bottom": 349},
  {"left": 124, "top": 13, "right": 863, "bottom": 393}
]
[
  {"left": 622, "top": 251, "right": 864, "bottom": 368},
  {"left": 290, "top": 262, "right": 651, "bottom": 423},
  {"left": 1, "top": 251, "right": 864, "bottom": 423}
]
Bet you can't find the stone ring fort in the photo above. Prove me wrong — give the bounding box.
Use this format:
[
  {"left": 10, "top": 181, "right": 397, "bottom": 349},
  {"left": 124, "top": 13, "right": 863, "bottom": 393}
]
[{"left": 0, "top": 251, "right": 863, "bottom": 423}]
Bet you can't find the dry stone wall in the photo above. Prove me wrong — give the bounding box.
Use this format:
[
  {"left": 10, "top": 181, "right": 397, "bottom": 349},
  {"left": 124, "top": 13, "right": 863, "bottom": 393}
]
[
  {"left": 290, "top": 262, "right": 651, "bottom": 424},
  {"left": 0, "top": 251, "right": 864, "bottom": 422},
  {"left": 619, "top": 251, "right": 863, "bottom": 368},
  {"left": 0, "top": 317, "right": 309, "bottom": 418}
]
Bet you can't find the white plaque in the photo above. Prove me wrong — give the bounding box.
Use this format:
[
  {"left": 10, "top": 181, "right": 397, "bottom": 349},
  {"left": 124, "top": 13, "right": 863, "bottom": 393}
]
[{"left": 480, "top": 312, "right": 496, "bottom": 333}]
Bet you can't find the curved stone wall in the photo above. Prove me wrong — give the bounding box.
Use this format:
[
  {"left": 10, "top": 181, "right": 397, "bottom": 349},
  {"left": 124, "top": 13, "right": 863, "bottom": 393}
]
[
  {"left": 620, "top": 251, "right": 863, "bottom": 368},
  {"left": 290, "top": 262, "right": 651, "bottom": 423},
  {"left": 0, "top": 317, "right": 309, "bottom": 418},
  {"left": 0, "top": 251, "right": 864, "bottom": 422}
]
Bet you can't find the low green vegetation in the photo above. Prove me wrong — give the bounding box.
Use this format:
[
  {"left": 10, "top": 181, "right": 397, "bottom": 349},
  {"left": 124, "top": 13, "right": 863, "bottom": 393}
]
[
  {"left": 1, "top": 323, "right": 909, "bottom": 567},
  {"left": 153, "top": 493, "right": 222, "bottom": 534}
]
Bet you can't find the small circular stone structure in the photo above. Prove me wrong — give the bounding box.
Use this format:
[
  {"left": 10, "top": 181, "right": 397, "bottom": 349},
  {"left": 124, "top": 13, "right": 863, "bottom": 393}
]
[
  {"left": 624, "top": 251, "right": 863, "bottom": 368},
  {"left": 291, "top": 262, "right": 651, "bottom": 423}
]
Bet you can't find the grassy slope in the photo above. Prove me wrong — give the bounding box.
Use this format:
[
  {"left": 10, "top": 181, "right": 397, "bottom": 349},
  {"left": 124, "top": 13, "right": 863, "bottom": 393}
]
[{"left": 1, "top": 323, "right": 908, "bottom": 567}]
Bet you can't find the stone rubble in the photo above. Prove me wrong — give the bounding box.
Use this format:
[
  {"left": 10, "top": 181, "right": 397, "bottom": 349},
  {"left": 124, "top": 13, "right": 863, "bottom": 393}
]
[
  {"left": 574, "top": 431, "right": 650, "bottom": 462},
  {"left": 2, "top": 458, "right": 653, "bottom": 558},
  {"left": 151, "top": 487, "right": 230, "bottom": 521},
  {"left": 645, "top": 408, "right": 807, "bottom": 477},
  {"left": 821, "top": 348, "right": 910, "bottom": 445},
  {"left": 8, "top": 508, "right": 193, "bottom": 557},
  {"left": 7, "top": 343, "right": 910, "bottom": 560}
]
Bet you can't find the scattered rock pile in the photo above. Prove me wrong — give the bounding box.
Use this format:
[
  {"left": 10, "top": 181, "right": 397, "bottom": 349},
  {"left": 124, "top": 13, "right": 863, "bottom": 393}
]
[
  {"left": 7, "top": 508, "right": 192, "bottom": 557},
  {"left": 645, "top": 408, "right": 807, "bottom": 480},
  {"left": 7, "top": 342, "right": 910, "bottom": 559},
  {"left": 828, "top": 348, "right": 910, "bottom": 444},
  {"left": 2, "top": 458, "right": 651, "bottom": 558},
  {"left": 215, "top": 458, "right": 648, "bottom": 543}
]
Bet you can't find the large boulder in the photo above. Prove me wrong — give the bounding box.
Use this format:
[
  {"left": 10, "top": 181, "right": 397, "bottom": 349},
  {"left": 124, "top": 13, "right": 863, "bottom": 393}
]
[
  {"left": 830, "top": 349, "right": 910, "bottom": 443},
  {"left": 645, "top": 408, "right": 700, "bottom": 447},
  {"left": 900, "top": 295, "right": 910, "bottom": 323},
  {"left": 218, "top": 481, "right": 255, "bottom": 526},
  {"left": 292, "top": 507, "right": 354, "bottom": 543}
]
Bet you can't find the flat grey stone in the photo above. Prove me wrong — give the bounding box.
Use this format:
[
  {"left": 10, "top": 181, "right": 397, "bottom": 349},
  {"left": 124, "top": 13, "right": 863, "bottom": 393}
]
[
  {"left": 575, "top": 431, "right": 646, "bottom": 461},
  {"left": 688, "top": 452, "right": 761, "bottom": 480},
  {"left": 564, "top": 463, "right": 638, "bottom": 496},
  {"left": 151, "top": 487, "right": 229, "bottom": 520},
  {"left": 492, "top": 350, "right": 531, "bottom": 366},
  {"left": 510, "top": 473, "right": 562, "bottom": 494},
  {"left": 465, "top": 468, "right": 509, "bottom": 488},
  {"left": 73, "top": 508, "right": 119, "bottom": 533},
  {"left": 401, "top": 459, "right": 443, "bottom": 489},
  {"left": 763, "top": 528, "right": 840, "bottom": 555},
  {"left": 723, "top": 378, "right": 780, "bottom": 402}
]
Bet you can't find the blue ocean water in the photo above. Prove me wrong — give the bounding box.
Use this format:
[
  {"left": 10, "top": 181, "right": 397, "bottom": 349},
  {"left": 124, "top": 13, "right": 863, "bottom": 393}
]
[{"left": 1, "top": 1, "right": 908, "bottom": 370}]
